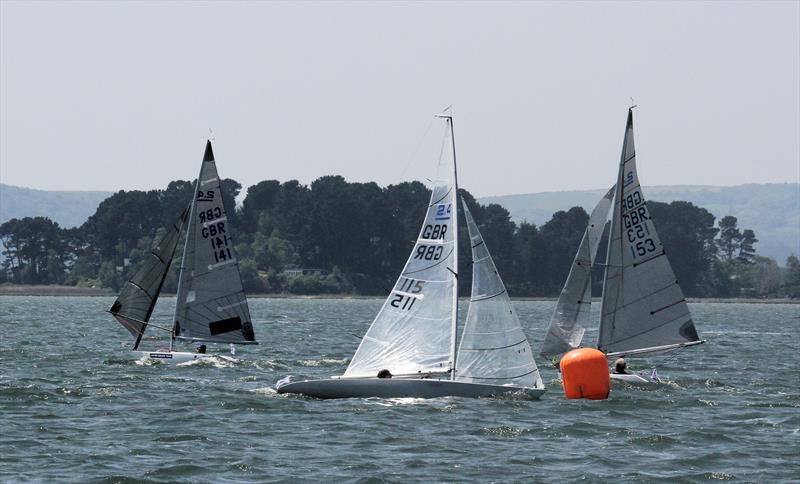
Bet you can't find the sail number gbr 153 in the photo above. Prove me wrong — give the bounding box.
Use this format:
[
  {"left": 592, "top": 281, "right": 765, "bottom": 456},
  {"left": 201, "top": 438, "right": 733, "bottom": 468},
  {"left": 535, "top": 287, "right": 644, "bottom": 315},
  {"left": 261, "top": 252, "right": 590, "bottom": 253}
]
[{"left": 622, "top": 187, "right": 658, "bottom": 259}]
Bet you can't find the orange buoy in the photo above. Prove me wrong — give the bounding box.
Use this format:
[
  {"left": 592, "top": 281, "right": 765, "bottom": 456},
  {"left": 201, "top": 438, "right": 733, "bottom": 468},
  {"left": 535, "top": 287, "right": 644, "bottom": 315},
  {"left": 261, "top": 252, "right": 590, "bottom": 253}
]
[{"left": 560, "top": 348, "right": 610, "bottom": 400}]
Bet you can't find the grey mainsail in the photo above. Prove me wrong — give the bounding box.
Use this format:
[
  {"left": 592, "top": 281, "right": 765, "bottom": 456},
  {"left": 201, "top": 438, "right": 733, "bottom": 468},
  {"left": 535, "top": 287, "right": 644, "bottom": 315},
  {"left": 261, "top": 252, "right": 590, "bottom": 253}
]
[
  {"left": 598, "top": 109, "right": 700, "bottom": 356},
  {"left": 540, "top": 186, "right": 614, "bottom": 358},
  {"left": 172, "top": 141, "right": 257, "bottom": 345},
  {"left": 110, "top": 207, "right": 189, "bottom": 350},
  {"left": 456, "top": 201, "right": 542, "bottom": 388},
  {"left": 344, "top": 117, "right": 458, "bottom": 378}
]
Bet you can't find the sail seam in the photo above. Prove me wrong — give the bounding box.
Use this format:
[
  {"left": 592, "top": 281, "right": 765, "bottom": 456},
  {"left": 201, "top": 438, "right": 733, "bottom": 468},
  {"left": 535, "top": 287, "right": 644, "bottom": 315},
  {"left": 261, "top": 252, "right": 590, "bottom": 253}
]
[
  {"left": 632, "top": 250, "right": 666, "bottom": 268},
  {"left": 402, "top": 247, "right": 454, "bottom": 275},
  {"left": 650, "top": 298, "right": 685, "bottom": 315},
  {"left": 601, "top": 312, "right": 692, "bottom": 349},
  {"left": 601, "top": 280, "right": 679, "bottom": 316},
  {"left": 470, "top": 289, "right": 506, "bottom": 302},
  {"left": 429, "top": 186, "right": 452, "bottom": 206}
]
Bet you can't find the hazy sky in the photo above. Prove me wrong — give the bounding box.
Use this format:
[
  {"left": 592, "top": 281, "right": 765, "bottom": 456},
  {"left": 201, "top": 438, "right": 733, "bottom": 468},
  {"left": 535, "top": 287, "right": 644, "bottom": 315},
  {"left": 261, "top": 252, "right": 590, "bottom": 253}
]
[{"left": 1, "top": 1, "right": 798, "bottom": 197}]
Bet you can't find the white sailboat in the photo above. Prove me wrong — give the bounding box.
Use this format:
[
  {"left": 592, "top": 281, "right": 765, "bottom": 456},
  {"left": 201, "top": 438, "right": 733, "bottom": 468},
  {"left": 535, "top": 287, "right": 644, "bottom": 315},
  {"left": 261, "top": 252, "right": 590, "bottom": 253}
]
[
  {"left": 277, "top": 112, "right": 545, "bottom": 399},
  {"left": 109, "top": 140, "right": 258, "bottom": 362},
  {"left": 540, "top": 108, "right": 704, "bottom": 382}
]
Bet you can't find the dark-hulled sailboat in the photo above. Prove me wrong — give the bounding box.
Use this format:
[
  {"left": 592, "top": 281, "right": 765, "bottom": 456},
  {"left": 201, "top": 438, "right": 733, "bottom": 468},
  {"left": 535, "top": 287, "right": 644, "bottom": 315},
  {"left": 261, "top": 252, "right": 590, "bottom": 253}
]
[{"left": 109, "top": 141, "right": 257, "bottom": 362}]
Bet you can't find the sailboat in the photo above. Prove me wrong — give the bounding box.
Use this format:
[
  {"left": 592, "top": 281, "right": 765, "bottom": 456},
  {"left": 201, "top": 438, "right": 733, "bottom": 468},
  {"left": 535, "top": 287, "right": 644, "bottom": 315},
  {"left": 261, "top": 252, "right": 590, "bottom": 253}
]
[
  {"left": 277, "top": 112, "right": 545, "bottom": 399},
  {"left": 540, "top": 108, "right": 704, "bottom": 382},
  {"left": 109, "top": 140, "right": 258, "bottom": 362}
]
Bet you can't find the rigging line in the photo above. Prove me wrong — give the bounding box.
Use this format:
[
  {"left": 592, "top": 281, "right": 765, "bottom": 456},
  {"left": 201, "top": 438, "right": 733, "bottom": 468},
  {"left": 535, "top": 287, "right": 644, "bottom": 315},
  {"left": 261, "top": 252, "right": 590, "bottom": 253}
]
[
  {"left": 632, "top": 250, "right": 666, "bottom": 268},
  {"left": 396, "top": 116, "right": 435, "bottom": 183},
  {"left": 459, "top": 338, "right": 527, "bottom": 351},
  {"left": 603, "top": 280, "right": 678, "bottom": 315}
]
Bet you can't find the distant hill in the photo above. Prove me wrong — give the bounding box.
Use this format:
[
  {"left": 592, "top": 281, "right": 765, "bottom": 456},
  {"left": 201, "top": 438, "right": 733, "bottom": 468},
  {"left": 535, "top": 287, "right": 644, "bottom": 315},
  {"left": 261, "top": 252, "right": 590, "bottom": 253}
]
[
  {"left": 0, "top": 184, "right": 113, "bottom": 228},
  {"left": 480, "top": 183, "right": 800, "bottom": 264}
]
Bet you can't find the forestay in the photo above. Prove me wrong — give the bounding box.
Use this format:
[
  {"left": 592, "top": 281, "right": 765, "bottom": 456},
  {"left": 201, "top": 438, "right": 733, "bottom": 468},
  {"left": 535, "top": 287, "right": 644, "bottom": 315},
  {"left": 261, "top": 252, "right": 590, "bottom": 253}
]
[
  {"left": 345, "top": 122, "right": 458, "bottom": 378},
  {"left": 456, "top": 201, "right": 542, "bottom": 388},
  {"left": 598, "top": 109, "right": 700, "bottom": 355},
  {"left": 173, "top": 141, "right": 257, "bottom": 345},
  {"left": 540, "top": 186, "right": 614, "bottom": 358},
  {"left": 110, "top": 207, "right": 189, "bottom": 349}
]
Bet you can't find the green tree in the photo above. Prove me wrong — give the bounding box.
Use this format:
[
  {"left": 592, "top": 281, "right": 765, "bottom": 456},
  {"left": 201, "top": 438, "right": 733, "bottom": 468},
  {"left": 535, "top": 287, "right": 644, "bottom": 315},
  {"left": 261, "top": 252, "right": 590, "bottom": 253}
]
[
  {"left": 738, "top": 229, "right": 758, "bottom": 263},
  {"left": 783, "top": 255, "right": 800, "bottom": 298},
  {"left": 717, "top": 215, "right": 742, "bottom": 260}
]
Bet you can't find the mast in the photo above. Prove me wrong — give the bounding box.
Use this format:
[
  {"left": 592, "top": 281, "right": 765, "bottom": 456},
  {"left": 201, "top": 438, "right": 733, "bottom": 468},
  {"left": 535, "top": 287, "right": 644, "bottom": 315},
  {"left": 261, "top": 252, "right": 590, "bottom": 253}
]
[
  {"left": 436, "top": 112, "right": 459, "bottom": 380},
  {"left": 598, "top": 108, "right": 631, "bottom": 349},
  {"left": 169, "top": 142, "right": 206, "bottom": 352}
]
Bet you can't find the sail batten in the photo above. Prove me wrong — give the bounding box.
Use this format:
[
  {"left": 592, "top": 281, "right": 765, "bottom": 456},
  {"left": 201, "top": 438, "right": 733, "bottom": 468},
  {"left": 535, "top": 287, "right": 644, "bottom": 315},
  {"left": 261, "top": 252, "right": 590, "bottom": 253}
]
[
  {"left": 455, "top": 201, "right": 542, "bottom": 388},
  {"left": 597, "top": 109, "right": 700, "bottom": 355}
]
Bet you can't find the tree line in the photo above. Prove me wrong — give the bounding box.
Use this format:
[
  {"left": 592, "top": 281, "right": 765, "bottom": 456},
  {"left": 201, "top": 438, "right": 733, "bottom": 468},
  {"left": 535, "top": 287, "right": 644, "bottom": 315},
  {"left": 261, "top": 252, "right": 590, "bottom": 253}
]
[{"left": 1, "top": 176, "right": 798, "bottom": 299}]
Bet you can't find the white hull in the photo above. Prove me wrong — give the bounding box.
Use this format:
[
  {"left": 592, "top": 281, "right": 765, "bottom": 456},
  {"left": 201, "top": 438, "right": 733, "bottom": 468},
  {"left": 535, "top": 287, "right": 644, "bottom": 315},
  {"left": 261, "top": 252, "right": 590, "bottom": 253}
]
[
  {"left": 276, "top": 378, "right": 546, "bottom": 400},
  {"left": 132, "top": 350, "right": 217, "bottom": 364},
  {"left": 610, "top": 373, "right": 652, "bottom": 384}
]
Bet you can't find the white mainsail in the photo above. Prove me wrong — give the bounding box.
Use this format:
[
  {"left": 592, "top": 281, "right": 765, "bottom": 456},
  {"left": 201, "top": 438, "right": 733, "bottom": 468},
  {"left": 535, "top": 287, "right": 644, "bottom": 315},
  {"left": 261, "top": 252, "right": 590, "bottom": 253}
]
[
  {"left": 456, "top": 201, "right": 542, "bottom": 388},
  {"left": 598, "top": 109, "right": 700, "bottom": 356},
  {"left": 173, "top": 141, "right": 257, "bottom": 346},
  {"left": 540, "top": 186, "right": 614, "bottom": 358},
  {"left": 345, "top": 118, "right": 458, "bottom": 378}
]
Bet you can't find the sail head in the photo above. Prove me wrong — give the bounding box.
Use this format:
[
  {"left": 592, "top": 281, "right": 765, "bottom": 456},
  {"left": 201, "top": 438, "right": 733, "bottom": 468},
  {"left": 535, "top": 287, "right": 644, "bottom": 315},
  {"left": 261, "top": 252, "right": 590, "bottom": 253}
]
[
  {"left": 456, "top": 201, "right": 543, "bottom": 388},
  {"left": 173, "top": 141, "right": 257, "bottom": 345},
  {"left": 598, "top": 110, "right": 700, "bottom": 355}
]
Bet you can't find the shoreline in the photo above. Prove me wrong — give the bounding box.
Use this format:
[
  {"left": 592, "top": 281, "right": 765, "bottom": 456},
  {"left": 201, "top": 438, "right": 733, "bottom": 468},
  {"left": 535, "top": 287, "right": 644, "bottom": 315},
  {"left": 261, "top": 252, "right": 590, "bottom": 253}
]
[{"left": 0, "top": 284, "right": 796, "bottom": 304}]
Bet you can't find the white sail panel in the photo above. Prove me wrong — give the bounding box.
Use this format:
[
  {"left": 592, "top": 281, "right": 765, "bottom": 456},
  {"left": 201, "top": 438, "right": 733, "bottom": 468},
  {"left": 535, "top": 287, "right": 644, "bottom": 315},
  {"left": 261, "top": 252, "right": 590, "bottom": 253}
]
[
  {"left": 456, "top": 201, "right": 542, "bottom": 388},
  {"left": 345, "top": 125, "right": 457, "bottom": 378},
  {"left": 540, "top": 186, "right": 614, "bottom": 357},
  {"left": 110, "top": 207, "right": 188, "bottom": 348},
  {"left": 598, "top": 110, "right": 699, "bottom": 355},
  {"left": 173, "top": 141, "right": 257, "bottom": 345}
]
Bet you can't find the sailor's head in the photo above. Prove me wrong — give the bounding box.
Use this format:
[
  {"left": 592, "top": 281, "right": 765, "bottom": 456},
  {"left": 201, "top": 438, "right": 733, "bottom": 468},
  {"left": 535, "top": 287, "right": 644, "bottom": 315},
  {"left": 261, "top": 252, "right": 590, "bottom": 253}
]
[
  {"left": 197, "top": 344, "right": 207, "bottom": 354},
  {"left": 614, "top": 358, "right": 627, "bottom": 372},
  {"left": 377, "top": 369, "right": 392, "bottom": 379}
]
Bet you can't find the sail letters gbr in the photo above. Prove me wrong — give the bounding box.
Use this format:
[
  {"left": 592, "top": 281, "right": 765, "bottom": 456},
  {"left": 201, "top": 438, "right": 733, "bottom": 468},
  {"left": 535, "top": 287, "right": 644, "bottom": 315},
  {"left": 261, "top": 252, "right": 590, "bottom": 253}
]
[{"left": 197, "top": 190, "right": 233, "bottom": 264}]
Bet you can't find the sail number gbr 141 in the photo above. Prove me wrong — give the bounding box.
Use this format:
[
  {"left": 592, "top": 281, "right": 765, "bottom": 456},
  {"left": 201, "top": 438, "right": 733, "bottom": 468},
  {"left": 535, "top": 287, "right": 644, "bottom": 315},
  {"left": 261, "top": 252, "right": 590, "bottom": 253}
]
[
  {"left": 622, "top": 188, "right": 657, "bottom": 259},
  {"left": 199, "top": 207, "right": 233, "bottom": 264}
]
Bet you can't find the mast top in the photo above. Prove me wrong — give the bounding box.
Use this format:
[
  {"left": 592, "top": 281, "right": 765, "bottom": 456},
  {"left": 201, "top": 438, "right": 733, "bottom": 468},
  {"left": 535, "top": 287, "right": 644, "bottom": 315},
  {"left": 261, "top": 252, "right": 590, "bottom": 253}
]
[{"left": 203, "top": 140, "right": 214, "bottom": 162}]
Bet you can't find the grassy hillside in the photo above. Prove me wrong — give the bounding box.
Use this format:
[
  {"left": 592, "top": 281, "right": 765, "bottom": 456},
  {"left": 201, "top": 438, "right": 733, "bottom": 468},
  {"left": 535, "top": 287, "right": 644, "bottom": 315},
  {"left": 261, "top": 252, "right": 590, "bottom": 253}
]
[
  {"left": 0, "top": 184, "right": 113, "bottom": 228},
  {"left": 480, "top": 183, "right": 799, "bottom": 264}
]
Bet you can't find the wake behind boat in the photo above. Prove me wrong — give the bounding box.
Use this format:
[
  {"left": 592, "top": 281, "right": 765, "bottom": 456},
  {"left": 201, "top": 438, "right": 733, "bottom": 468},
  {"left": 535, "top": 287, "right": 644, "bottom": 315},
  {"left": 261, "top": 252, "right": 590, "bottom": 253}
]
[
  {"left": 278, "top": 112, "right": 545, "bottom": 400},
  {"left": 109, "top": 140, "right": 258, "bottom": 362}
]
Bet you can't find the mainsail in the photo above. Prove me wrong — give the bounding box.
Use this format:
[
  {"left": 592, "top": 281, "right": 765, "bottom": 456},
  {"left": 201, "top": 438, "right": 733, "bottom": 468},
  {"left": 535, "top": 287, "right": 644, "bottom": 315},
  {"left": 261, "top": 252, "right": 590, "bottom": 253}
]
[
  {"left": 456, "top": 201, "right": 542, "bottom": 388},
  {"left": 540, "top": 186, "right": 614, "bottom": 358},
  {"left": 345, "top": 118, "right": 458, "bottom": 378},
  {"left": 598, "top": 109, "right": 700, "bottom": 355},
  {"left": 173, "top": 141, "right": 257, "bottom": 345},
  {"left": 110, "top": 207, "right": 189, "bottom": 350}
]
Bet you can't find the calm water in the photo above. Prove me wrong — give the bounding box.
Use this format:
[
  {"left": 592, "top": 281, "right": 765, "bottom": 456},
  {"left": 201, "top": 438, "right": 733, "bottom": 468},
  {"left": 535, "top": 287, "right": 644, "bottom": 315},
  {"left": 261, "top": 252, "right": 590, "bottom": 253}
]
[{"left": 1, "top": 296, "right": 798, "bottom": 482}]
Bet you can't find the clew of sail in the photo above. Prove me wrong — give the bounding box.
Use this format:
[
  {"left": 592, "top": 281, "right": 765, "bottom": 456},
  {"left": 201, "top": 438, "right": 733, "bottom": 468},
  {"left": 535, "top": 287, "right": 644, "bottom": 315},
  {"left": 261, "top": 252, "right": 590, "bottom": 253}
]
[
  {"left": 344, "top": 121, "right": 457, "bottom": 378},
  {"left": 456, "top": 201, "right": 542, "bottom": 388},
  {"left": 110, "top": 206, "right": 189, "bottom": 349},
  {"left": 173, "top": 141, "right": 257, "bottom": 345},
  {"left": 598, "top": 109, "right": 700, "bottom": 355},
  {"left": 540, "top": 186, "right": 614, "bottom": 358}
]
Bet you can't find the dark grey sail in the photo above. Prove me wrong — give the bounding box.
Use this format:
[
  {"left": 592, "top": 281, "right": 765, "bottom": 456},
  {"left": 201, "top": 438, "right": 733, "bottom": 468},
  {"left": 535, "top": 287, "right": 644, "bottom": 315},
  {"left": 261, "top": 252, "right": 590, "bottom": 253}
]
[
  {"left": 172, "top": 141, "right": 257, "bottom": 345},
  {"left": 598, "top": 109, "right": 701, "bottom": 356},
  {"left": 110, "top": 207, "right": 189, "bottom": 350}
]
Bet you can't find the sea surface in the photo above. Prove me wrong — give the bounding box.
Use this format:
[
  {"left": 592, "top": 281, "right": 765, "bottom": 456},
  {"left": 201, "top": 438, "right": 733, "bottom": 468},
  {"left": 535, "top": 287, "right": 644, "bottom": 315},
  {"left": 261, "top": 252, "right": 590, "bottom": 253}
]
[{"left": 1, "top": 296, "right": 798, "bottom": 483}]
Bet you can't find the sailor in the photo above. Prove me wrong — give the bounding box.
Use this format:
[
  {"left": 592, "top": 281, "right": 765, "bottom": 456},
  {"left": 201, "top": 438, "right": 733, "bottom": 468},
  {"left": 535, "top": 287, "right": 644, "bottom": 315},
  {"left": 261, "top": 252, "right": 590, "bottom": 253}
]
[
  {"left": 613, "top": 358, "right": 628, "bottom": 374},
  {"left": 377, "top": 369, "right": 393, "bottom": 379},
  {"left": 197, "top": 344, "right": 207, "bottom": 354}
]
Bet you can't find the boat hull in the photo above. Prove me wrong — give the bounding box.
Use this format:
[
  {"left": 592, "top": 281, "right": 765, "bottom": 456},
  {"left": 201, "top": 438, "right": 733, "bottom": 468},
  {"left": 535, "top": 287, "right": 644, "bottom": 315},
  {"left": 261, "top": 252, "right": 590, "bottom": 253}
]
[
  {"left": 610, "top": 373, "right": 651, "bottom": 384},
  {"left": 277, "top": 378, "right": 546, "bottom": 400},
  {"left": 132, "top": 350, "right": 217, "bottom": 364}
]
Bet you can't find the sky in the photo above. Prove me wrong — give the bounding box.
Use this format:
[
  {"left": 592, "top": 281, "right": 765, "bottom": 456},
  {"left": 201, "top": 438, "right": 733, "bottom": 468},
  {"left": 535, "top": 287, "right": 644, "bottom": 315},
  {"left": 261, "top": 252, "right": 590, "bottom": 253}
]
[{"left": 1, "top": 1, "right": 798, "bottom": 198}]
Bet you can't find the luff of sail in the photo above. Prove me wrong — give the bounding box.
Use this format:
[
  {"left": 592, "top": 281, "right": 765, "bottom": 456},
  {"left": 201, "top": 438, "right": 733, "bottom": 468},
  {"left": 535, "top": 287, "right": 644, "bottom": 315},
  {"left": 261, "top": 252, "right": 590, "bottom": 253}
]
[
  {"left": 540, "top": 186, "right": 614, "bottom": 358},
  {"left": 173, "top": 141, "right": 257, "bottom": 345},
  {"left": 110, "top": 206, "right": 189, "bottom": 349},
  {"left": 344, "top": 121, "right": 458, "bottom": 378},
  {"left": 456, "top": 201, "right": 542, "bottom": 388},
  {"left": 598, "top": 109, "right": 700, "bottom": 355}
]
